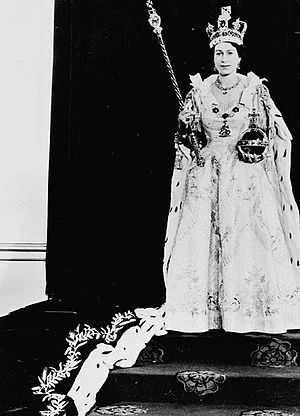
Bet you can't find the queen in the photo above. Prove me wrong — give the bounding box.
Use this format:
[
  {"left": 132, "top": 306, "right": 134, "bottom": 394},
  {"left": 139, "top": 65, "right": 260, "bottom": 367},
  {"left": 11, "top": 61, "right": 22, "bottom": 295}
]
[{"left": 163, "top": 6, "right": 300, "bottom": 334}]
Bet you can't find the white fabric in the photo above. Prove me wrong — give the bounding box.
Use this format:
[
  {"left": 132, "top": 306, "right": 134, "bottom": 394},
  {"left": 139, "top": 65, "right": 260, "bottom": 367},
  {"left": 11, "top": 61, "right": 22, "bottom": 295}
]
[
  {"left": 163, "top": 72, "right": 300, "bottom": 334},
  {"left": 68, "top": 306, "right": 166, "bottom": 416}
]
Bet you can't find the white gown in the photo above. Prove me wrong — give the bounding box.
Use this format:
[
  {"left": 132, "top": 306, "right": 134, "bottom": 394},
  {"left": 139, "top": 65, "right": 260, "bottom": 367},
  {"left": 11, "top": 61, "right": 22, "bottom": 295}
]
[{"left": 163, "top": 72, "right": 300, "bottom": 333}]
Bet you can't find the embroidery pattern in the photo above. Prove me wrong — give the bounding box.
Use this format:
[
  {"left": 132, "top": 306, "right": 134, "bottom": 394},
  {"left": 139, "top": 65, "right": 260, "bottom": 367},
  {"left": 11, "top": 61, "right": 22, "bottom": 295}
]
[
  {"left": 165, "top": 83, "right": 300, "bottom": 333},
  {"left": 176, "top": 370, "right": 226, "bottom": 397},
  {"left": 100, "top": 311, "right": 137, "bottom": 343},
  {"left": 32, "top": 312, "right": 137, "bottom": 416},
  {"left": 91, "top": 404, "right": 148, "bottom": 415},
  {"left": 136, "top": 340, "right": 164, "bottom": 365},
  {"left": 32, "top": 324, "right": 102, "bottom": 416},
  {"left": 244, "top": 266, "right": 279, "bottom": 318},
  {"left": 250, "top": 338, "right": 298, "bottom": 367}
]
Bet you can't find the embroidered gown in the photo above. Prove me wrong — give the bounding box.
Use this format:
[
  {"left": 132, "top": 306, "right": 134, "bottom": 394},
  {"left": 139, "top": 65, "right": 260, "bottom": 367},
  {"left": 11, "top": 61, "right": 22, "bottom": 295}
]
[{"left": 163, "top": 72, "right": 300, "bottom": 333}]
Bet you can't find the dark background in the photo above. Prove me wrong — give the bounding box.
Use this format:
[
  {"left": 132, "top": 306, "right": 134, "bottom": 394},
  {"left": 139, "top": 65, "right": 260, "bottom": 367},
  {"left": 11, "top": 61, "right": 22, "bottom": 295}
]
[{"left": 46, "top": 0, "right": 300, "bottom": 314}]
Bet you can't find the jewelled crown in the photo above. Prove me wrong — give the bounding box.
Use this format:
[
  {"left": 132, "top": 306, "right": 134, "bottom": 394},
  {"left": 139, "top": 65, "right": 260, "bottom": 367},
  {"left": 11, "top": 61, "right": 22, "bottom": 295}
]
[{"left": 206, "top": 6, "right": 247, "bottom": 48}]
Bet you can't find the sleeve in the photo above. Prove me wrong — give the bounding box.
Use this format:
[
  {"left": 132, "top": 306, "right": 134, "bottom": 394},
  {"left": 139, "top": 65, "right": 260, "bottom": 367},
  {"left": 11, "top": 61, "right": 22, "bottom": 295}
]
[
  {"left": 178, "top": 88, "right": 202, "bottom": 133},
  {"left": 269, "top": 98, "right": 293, "bottom": 183},
  {"left": 174, "top": 88, "right": 205, "bottom": 169},
  {"left": 247, "top": 83, "right": 291, "bottom": 167},
  {"left": 269, "top": 98, "right": 300, "bottom": 263}
]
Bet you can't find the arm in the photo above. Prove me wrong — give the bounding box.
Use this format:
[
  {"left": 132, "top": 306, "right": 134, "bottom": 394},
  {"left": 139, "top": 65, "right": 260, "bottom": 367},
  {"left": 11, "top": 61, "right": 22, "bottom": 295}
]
[
  {"left": 237, "top": 82, "right": 272, "bottom": 164},
  {"left": 175, "top": 88, "right": 206, "bottom": 168}
]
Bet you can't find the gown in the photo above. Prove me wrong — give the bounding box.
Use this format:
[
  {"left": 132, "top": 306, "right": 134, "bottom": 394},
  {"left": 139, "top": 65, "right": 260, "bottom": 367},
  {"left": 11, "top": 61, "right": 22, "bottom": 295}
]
[{"left": 163, "top": 72, "right": 300, "bottom": 334}]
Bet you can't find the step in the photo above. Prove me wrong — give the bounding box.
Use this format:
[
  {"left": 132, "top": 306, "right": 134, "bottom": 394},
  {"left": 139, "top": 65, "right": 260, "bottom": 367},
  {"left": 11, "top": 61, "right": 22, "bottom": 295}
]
[
  {"left": 90, "top": 401, "right": 300, "bottom": 416},
  {"left": 96, "top": 362, "right": 300, "bottom": 407},
  {"left": 145, "top": 331, "right": 300, "bottom": 365}
]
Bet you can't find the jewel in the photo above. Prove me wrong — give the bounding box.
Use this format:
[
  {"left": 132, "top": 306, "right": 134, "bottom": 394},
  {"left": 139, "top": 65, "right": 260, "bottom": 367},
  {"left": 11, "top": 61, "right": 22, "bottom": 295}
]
[
  {"left": 219, "top": 121, "right": 231, "bottom": 137},
  {"left": 215, "top": 76, "right": 240, "bottom": 94},
  {"left": 206, "top": 7, "right": 247, "bottom": 49}
]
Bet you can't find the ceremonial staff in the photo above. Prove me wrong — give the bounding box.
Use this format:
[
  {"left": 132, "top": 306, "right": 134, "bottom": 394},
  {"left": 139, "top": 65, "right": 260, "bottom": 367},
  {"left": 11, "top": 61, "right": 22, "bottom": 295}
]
[
  {"left": 146, "top": 1, "right": 205, "bottom": 167},
  {"left": 146, "top": 0, "right": 184, "bottom": 109}
]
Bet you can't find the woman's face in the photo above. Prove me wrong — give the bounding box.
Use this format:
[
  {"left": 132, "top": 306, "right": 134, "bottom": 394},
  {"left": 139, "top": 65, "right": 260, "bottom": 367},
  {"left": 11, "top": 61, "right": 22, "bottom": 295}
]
[{"left": 214, "top": 42, "right": 241, "bottom": 76}]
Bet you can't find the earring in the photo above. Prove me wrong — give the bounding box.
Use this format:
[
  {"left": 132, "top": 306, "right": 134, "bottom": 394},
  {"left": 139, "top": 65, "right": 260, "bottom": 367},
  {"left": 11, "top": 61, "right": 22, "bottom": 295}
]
[
  {"left": 214, "top": 66, "right": 217, "bottom": 72},
  {"left": 237, "top": 61, "right": 241, "bottom": 70}
]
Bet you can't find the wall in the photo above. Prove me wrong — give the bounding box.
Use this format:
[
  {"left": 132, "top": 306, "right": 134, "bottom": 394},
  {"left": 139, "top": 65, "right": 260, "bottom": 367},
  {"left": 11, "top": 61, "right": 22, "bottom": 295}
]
[{"left": 0, "top": 0, "right": 54, "bottom": 315}]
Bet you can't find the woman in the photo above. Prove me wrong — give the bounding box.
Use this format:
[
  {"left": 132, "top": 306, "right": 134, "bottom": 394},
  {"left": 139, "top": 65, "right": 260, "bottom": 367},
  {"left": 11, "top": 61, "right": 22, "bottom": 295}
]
[{"left": 163, "top": 8, "right": 300, "bottom": 334}]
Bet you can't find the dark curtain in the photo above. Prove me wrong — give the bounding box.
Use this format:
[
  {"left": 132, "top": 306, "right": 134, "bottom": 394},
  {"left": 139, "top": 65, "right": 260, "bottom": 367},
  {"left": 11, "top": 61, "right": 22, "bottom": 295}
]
[{"left": 46, "top": 0, "right": 300, "bottom": 313}]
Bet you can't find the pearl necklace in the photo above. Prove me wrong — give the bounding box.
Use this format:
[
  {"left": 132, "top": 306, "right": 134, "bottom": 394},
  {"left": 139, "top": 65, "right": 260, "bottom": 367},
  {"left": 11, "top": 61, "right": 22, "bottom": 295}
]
[{"left": 215, "top": 77, "right": 240, "bottom": 95}]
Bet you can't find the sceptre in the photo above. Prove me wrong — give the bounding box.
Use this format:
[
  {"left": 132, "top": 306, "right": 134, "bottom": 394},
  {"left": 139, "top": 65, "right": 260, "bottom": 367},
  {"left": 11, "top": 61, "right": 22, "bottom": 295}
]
[
  {"left": 146, "top": 1, "right": 184, "bottom": 109},
  {"left": 146, "top": 1, "right": 204, "bottom": 167}
]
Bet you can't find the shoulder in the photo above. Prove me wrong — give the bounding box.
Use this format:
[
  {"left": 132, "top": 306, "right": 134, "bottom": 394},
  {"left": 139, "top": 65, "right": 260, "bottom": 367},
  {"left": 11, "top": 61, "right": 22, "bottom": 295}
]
[
  {"left": 189, "top": 73, "right": 203, "bottom": 89},
  {"left": 238, "top": 73, "right": 248, "bottom": 86},
  {"left": 242, "top": 72, "right": 272, "bottom": 100},
  {"left": 189, "top": 73, "right": 218, "bottom": 90},
  {"left": 244, "top": 71, "right": 269, "bottom": 88},
  {"left": 187, "top": 73, "right": 217, "bottom": 104}
]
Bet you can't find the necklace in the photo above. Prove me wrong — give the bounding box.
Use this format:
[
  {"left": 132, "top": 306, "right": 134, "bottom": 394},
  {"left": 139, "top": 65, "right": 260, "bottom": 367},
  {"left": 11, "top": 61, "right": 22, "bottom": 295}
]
[{"left": 215, "top": 77, "right": 240, "bottom": 95}]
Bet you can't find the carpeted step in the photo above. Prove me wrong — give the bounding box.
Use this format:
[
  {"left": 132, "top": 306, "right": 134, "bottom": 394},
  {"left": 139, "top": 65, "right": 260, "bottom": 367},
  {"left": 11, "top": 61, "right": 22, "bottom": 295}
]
[
  {"left": 96, "top": 362, "right": 300, "bottom": 407},
  {"left": 89, "top": 401, "right": 300, "bottom": 416},
  {"left": 148, "top": 331, "right": 300, "bottom": 365}
]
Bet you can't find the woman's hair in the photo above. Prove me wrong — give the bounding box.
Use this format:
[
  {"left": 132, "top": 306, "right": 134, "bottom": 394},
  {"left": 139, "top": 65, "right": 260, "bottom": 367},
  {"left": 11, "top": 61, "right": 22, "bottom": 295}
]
[
  {"left": 226, "top": 42, "right": 246, "bottom": 58},
  {"left": 233, "top": 43, "right": 246, "bottom": 59}
]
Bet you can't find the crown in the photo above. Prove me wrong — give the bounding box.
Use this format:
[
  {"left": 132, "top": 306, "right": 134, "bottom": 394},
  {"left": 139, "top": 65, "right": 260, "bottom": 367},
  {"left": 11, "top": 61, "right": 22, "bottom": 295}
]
[{"left": 206, "top": 6, "right": 247, "bottom": 48}]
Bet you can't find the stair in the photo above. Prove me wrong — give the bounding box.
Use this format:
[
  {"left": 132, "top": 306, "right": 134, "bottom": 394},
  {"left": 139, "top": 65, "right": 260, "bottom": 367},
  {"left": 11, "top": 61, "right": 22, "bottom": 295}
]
[
  {"left": 90, "top": 331, "right": 300, "bottom": 415},
  {"left": 97, "top": 362, "right": 300, "bottom": 405},
  {"left": 89, "top": 402, "right": 299, "bottom": 416}
]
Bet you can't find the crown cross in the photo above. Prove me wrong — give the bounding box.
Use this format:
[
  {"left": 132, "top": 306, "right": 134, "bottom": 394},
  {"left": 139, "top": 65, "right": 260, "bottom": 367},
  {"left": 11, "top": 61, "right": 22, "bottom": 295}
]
[
  {"left": 206, "top": 6, "right": 247, "bottom": 48},
  {"left": 218, "top": 6, "right": 231, "bottom": 27}
]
